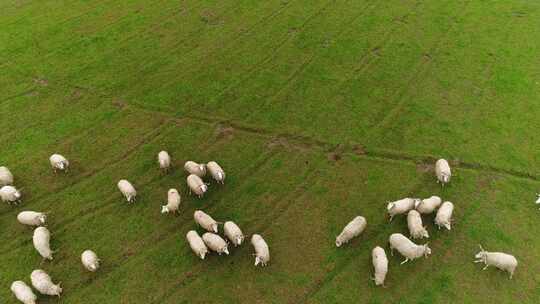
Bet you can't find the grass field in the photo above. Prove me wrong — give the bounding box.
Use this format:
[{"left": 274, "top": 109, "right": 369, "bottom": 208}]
[{"left": 1, "top": 0, "right": 540, "bottom": 303}]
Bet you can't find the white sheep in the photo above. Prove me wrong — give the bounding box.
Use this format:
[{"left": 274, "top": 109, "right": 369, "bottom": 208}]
[
  {"left": 17, "top": 211, "right": 47, "bottom": 226},
  {"left": 415, "top": 195, "right": 442, "bottom": 214},
  {"left": 0, "top": 185, "right": 22, "bottom": 204},
  {"left": 30, "top": 269, "right": 62, "bottom": 296},
  {"left": 206, "top": 161, "right": 226, "bottom": 184},
  {"left": 81, "top": 250, "right": 100, "bottom": 272},
  {"left": 117, "top": 179, "right": 137, "bottom": 203},
  {"left": 194, "top": 210, "right": 218, "bottom": 233},
  {"left": 202, "top": 232, "right": 230, "bottom": 255},
  {"left": 387, "top": 198, "right": 418, "bottom": 221},
  {"left": 407, "top": 210, "right": 429, "bottom": 239},
  {"left": 186, "top": 230, "right": 208, "bottom": 260},
  {"left": 187, "top": 174, "right": 208, "bottom": 198},
  {"left": 224, "top": 221, "right": 244, "bottom": 246},
  {"left": 251, "top": 234, "right": 270, "bottom": 267},
  {"left": 158, "top": 151, "right": 171, "bottom": 172},
  {"left": 49, "top": 154, "right": 69, "bottom": 173},
  {"left": 389, "top": 233, "right": 431, "bottom": 264},
  {"left": 335, "top": 216, "right": 367, "bottom": 247},
  {"left": 0, "top": 166, "right": 14, "bottom": 186},
  {"left": 184, "top": 161, "right": 206, "bottom": 177},
  {"left": 33, "top": 226, "right": 53, "bottom": 260},
  {"left": 372, "top": 246, "right": 388, "bottom": 286},
  {"left": 474, "top": 245, "right": 518, "bottom": 279},
  {"left": 10, "top": 281, "right": 37, "bottom": 304},
  {"left": 536, "top": 193, "right": 540, "bottom": 210},
  {"left": 435, "top": 159, "right": 451, "bottom": 186},
  {"left": 434, "top": 201, "right": 454, "bottom": 230},
  {"left": 161, "top": 188, "right": 181, "bottom": 214}
]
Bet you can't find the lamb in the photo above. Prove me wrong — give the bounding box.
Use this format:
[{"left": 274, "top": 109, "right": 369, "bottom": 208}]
[
  {"left": 17, "top": 211, "right": 47, "bottom": 226},
  {"left": 202, "top": 232, "right": 230, "bottom": 255},
  {"left": 335, "top": 216, "right": 367, "bottom": 247},
  {"left": 434, "top": 201, "right": 454, "bottom": 230},
  {"left": 251, "top": 234, "right": 270, "bottom": 267},
  {"left": 158, "top": 151, "right": 171, "bottom": 172},
  {"left": 474, "top": 245, "right": 518, "bottom": 279},
  {"left": 81, "top": 250, "right": 100, "bottom": 272},
  {"left": 415, "top": 195, "right": 442, "bottom": 214},
  {"left": 33, "top": 226, "right": 54, "bottom": 260},
  {"left": 372, "top": 246, "right": 388, "bottom": 286},
  {"left": 0, "top": 185, "right": 22, "bottom": 204},
  {"left": 194, "top": 210, "right": 218, "bottom": 233},
  {"left": 389, "top": 233, "right": 431, "bottom": 264},
  {"left": 49, "top": 154, "right": 69, "bottom": 173},
  {"left": 435, "top": 159, "right": 451, "bottom": 186},
  {"left": 10, "top": 281, "right": 37, "bottom": 304},
  {"left": 187, "top": 174, "right": 208, "bottom": 198},
  {"left": 186, "top": 230, "right": 208, "bottom": 260},
  {"left": 407, "top": 210, "right": 429, "bottom": 239},
  {"left": 206, "top": 161, "right": 225, "bottom": 184},
  {"left": 117, "top": 179, "right": 137, "bottom": 203},
  {"left": 161, "top": 188, "right": 181, "bottom": 214},
  {"left": 387, "top": 198, "right": 418, "bottom": 221},
  {"left": 30, "top": 269, "right": 62, "bottom": 296},
  {"left": 0, "top": 166, "right": 14, "bottom": 186},
  {"left": 184, "top": 161, "right": 206, "bottom": 177},
  {"left": 224, "top": 221, "right": 244, "bottom": 246}
]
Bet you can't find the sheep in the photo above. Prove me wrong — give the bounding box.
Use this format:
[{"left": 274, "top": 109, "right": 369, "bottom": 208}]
[
  {"left": 158, "top": 151, "right": 171, "bottom": 172},
  {"left": 434, "top": 201, "right": 454, "bottom": 230},
  {"left": 0, "top": 185, "right": 22, "bottom": 204},
  {"left": 30, "top": 269, "right": 62, "bottom": 296},
  {"left": 387, "top": 198, "right": 418, "bottom": 221},
  {"left": 117, "top": 179, "right": 137, "bottom": 203},
  {"left": 335, "top": 216, "right": 367, "bottom": 247},
  {"left": 435, "top": 159, "right": 451, "bottom": 186},
  {"left": 187, "top": 174, "right": 208, "bottom": 198},
  {"left": 372, "top": 246, "right": 388, "bottom": 286},
  {"left": 415, "top": 195, "right": 442, "bottom": 214},
  {"left": 0, "top": 166, "right": 14, "bottom": 186},
  {"left": 407, "top": 210, "right": 429, "bottom": 239},
  {"left": 162, "top": 188, "right": 181, "bottom": 214},
  {"left": 206, "top": 161, "right": 225, "bottom": 184},
  {"left": 389, "top": 233, "right": 431, "bottom": 264},
  {"left": 536, "top": 193, "right": 540, "bottom": 210},
  {"left": 49, "top": 154, "right": 69, "bottom": 173},
  {"left": 224, "top": 221, "right": 244, "bottom": 246},
  {"left": 194, "top": 210, "right": 219, "bottom": 233},
  {"left": 184, "top": 161, "right": 206, "bottom": 177},
  {"left": 10, "top": 281, "right": 37, "bottom": 304},
  {"left": 251, "top": 234, "right": 270, "bottom": 267},
  {"left": 33, "top": 226, "right": 53, "bottom": 260},
  {"left": 186, "top": 230, "right": 208, "bottom": 260},
  {"left": 17, "top": 211, "right": 47, "bottom": 226},
  {"left": 81, "top": 250, "right": 100, "bottom": 272},
  {"left": 474, "top": 245, "right": 518, "bottom": 279},
  {"left": 202, "top": 232, "right": 230, "bottom": 255}
]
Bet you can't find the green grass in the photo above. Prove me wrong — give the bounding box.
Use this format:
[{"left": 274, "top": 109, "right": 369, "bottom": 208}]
[{"left": 1, "top": 0, "right": 539, "bottom": 303}]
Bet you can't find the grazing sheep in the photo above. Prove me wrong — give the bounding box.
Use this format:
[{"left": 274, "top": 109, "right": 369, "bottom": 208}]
[
  {"left": 415, "top": 195, "right": 442, "bottom": 214},
  {"left": 187, "top": 174, "right": 208, "bottom": 198},
  {"left": 206, "top": 161, "right": 225, "bottom": 184},
  {"left": 33, "top": 226, "right": 53, "bottom": 260},
  {"left": 0, "top": 185, "right": 22, "bottom": 204},
  {"left": 161, "top": 188, "right": 181, "bottom": 214},
  {"left": 407, "top": 210, "right": 429, "bottom": 239},
  {"left": 10, "top": 281, "right": 37, "bottom": 304},
  {"left": 17, "top": 211, "right": 47, "bottom": 226},
  {"left": 434, "top": 201, "right": 454, "bottom": 230},
  {"left": 372, "top": 246, "right": 388, "bottom": 286},
  {"left": 387, "top": 198, "right": 418, "bottom": 221},
  {"left": 536, "top": 193, "right": 540, "bottom": 210},
  {"left": 335, "top": 216, "right": 367, "bottom": 247},
  {"left": 81, "top": 250, "right": 100, "bottom": 272},
  {"left": 224, "top": 221, "right": 244, "bottom": 246},
  {"left": 49, "top": 154, "right": 69, "bottom": 173},
  {"left": 184, "top": 161, "right": 206, "bottom": 177},
  {"left": 194, "top": 210, "right": 218, "bottom": 233},
  {"left": 186, "top": 230, "right": 208, "bottom": 260},
  {"left": 30, "top": 269, "right": 62, "bottom": 296},
  {"left": 158, "top": 151, "right": 171, "bottom": 172},
  {"left": 435, "top": 159, "right": 451, "bottom": 186},
  {"left": 389, "top": 233, "right": 431, "bottom": 264},
  {"left": 475, "top": 245, "right": 518, "bottom": 279},
  {"left": 251, "top": 234, "right": 270, "bottom": 267},
  {"left": 202, "top": 232, "right": 230, "bottom": 255},
  {"left": 117, "top": 179, "right": 137, "bottom": 203},
  {"left": 0, "top": 166, "right": 14, "bottom": 186}
]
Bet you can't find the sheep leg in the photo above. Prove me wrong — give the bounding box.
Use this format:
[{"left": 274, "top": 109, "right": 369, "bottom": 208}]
[
  {"left": 474, "top": 259, "right": 483, "bottom": 263},
  {"left": 482, "top": 264, "right": 489, "bottom": 270},
  {"left": 400, "top": 258, "right": 409, "bottom": 265}
]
